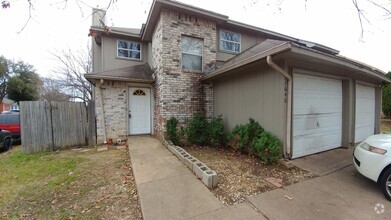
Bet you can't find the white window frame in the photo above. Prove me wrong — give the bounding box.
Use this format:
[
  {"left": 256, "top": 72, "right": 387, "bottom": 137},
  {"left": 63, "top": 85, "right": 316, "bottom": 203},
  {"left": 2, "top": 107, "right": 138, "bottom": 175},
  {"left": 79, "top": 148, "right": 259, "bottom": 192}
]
[
  {"left": 181, "top": 36, "right": 203, "bottom": 71},
  {"left": 117, "top": 40, "right": 142, "bottom": 60},
  {"left": 220, "top": 30, "right": 241, "bottom": 53}
]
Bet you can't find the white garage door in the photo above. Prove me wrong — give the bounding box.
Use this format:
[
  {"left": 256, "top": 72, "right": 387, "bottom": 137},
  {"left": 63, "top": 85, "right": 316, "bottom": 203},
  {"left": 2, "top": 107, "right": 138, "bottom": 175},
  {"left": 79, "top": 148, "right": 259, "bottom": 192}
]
[
  {"left": 355, "top": 84, "right": 375, "bottom": 143},
  {"left": 292, "top": 73, "right": 342, "bottom": 159}
]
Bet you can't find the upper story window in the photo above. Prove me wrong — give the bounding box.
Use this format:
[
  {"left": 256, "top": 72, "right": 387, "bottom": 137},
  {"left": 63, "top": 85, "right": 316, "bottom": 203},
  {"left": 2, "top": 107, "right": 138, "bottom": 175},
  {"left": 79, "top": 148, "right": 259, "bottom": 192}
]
[
  {"left": 181, "top": 36, "right": 203, "bottom": 71},
  {"left": 117, "top": 40, "right": 141, "bottom": 60},
  {"left": 220, "top": 30, "right": 241, "bottom": 53}
]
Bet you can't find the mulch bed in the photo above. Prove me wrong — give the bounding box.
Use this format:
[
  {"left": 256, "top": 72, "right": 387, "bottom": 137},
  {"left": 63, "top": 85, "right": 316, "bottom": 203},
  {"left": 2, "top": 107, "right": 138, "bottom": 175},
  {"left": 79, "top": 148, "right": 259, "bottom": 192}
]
[{"left": 183, "top": 145, "right": 315, "bottom": 206}]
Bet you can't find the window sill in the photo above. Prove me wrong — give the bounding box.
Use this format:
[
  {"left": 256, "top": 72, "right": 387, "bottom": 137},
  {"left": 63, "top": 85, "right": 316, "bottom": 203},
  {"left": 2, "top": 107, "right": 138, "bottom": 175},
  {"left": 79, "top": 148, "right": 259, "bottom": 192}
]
[
  {"left": 116, "top": 56, "right": 143, "bottom": 62},
  {"left": 182, "top": 69, "right": 204, "bottom": 74},
  {"left": 218, "top": 49, "right": 240, "bottom": 55}
]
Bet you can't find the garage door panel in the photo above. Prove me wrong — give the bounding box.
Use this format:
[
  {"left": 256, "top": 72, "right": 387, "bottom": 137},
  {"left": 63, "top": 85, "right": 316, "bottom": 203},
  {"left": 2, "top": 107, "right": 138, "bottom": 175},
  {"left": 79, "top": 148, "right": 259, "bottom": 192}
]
[
  {"left": 293, "top": 73, "right": 342, "bottom": 159},
  {"left": 293, "top": 113, "right": 342, "bottom": 135},
  {"left": 355, "top": 84, "right": 375, "bottom": 143}
]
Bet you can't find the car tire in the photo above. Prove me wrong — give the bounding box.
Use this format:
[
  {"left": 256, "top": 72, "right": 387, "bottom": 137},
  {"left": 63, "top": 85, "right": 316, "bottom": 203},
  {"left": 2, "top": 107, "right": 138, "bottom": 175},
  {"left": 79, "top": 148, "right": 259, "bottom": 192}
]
[
  {"left": 4, "top": 138, "right": 11, "bottom": 151},
  {"left": 380, "top": 167, "right": 391, "bottom": 201}
]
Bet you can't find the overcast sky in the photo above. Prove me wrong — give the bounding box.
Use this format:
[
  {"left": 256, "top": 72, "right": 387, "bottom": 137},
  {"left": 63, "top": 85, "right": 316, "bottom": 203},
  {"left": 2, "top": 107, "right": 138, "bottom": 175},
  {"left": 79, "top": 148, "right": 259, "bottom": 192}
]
[{"left": 0, "top": 0, "right": 390, "bottom": 76}]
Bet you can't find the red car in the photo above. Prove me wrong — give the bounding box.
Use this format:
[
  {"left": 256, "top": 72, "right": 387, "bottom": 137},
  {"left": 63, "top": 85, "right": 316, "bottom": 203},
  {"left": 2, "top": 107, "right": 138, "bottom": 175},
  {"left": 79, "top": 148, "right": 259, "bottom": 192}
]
[{"left": 0, "top": 112, "right": 20, "bottom": 141}]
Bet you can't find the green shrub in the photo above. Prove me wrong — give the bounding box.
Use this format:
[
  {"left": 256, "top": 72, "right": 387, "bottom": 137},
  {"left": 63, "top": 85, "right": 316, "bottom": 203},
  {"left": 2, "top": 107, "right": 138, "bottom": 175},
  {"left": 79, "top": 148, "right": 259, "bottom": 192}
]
[
  {"left": 252, "top": 132, "right": 281, "bottom": 164},
  {"left": 166, "top": 117, "right": 180, "bottom": 145},
  {"left": 229, "top": 118, "right": 264, "bottom": 153},
  {"left": 186, "top": 114, "right": 209, "bottom": 145},
  {"left": 208, "top": 115, "right": 228, "bottom": 147}
]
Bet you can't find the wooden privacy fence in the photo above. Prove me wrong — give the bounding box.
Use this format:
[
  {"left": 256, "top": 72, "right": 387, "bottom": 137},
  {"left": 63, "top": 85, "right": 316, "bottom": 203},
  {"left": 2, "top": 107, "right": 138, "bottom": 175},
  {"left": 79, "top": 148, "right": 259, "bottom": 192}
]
[{"left": 20, "top": 101, "right": 95, "bottom": 154}]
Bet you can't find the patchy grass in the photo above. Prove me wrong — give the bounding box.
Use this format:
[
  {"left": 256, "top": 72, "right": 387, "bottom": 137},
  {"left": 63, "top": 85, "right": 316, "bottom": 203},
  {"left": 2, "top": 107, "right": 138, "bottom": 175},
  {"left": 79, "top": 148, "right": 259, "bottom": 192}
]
[
  {"left": 183, "top": 145, "right": 314, "bottom": 205},
  {"left": 0, "top": 146, "right": 142, "bottom": 219},
  {"left": 381, "top": 120, "right": 391, "bottom": 133}
]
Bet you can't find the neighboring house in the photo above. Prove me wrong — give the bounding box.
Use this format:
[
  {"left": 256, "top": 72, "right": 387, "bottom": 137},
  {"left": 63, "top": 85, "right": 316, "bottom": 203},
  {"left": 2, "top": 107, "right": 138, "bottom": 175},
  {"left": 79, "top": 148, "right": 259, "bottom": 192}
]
[
  {"left": 0, "top": 98, "right": 18, "bottom": 113},
  {"left": 84, "top": 0, "right": 390, "bottom": 159}
]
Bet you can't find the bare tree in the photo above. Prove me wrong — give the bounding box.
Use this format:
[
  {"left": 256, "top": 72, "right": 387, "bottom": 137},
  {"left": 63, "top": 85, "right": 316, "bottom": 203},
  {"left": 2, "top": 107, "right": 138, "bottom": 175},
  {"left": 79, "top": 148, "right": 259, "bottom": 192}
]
[
  {"left": 1, "top": 0, "right": 118, "bottom": 33},
  {"left": 51, "top": 45, "right": 93, "bottom": 104},
  {"left": 40, "top": 77, "right": 71, "bottom": 102},
  {"left": 245, "top": 0, "right": 391, "bottom": 39}
]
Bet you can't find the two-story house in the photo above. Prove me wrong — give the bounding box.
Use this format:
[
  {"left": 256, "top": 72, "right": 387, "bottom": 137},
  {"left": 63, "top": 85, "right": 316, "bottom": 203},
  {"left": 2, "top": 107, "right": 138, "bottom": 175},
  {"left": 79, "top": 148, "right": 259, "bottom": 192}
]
[{"left": 85, "top": 0, "right": 390, "bottom": 159}]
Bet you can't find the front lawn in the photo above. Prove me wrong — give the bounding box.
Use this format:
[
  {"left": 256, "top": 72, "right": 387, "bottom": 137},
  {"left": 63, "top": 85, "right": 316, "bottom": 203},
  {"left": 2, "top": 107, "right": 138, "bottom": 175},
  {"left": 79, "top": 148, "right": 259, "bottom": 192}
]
[{"left": 0, "top": 146, "right": 141, "bottom": 219}]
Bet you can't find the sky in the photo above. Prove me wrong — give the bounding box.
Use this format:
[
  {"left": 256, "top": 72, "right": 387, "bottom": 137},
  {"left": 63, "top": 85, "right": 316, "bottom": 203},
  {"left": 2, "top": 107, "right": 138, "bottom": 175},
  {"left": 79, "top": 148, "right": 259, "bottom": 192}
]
[{"left": 0, "top": 0, "right": 390, "bottom": 77}]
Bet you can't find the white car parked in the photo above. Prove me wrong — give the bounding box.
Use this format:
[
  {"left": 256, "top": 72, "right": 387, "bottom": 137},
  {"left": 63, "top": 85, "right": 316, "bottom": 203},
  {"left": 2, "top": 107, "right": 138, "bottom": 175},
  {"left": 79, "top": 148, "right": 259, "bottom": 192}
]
[{"left": 353, "top": 134, "right": 391, "bottom": 201}]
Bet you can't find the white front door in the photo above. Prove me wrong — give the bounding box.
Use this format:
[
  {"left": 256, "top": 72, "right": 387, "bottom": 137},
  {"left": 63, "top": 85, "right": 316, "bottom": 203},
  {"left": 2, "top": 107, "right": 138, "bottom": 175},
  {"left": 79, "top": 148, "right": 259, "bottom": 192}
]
[
  {"left": 292, "top": 73, "right": 343, "bottom": 159},
  {"left": 355, "top": 84, "right": 375, "bottom": 143},
  {"left": 129, "top": 87, "right": 151, "bottom": 135}
]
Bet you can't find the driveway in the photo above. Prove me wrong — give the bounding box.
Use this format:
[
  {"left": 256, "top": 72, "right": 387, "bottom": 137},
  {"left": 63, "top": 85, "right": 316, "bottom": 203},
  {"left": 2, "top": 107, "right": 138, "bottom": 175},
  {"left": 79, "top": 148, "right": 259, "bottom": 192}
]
[
  {"left": 247, "top": 164, "right": 390, "bottom": 219},
  {"left": 129, "top": 137, "right": 390, "bottom": 219}
]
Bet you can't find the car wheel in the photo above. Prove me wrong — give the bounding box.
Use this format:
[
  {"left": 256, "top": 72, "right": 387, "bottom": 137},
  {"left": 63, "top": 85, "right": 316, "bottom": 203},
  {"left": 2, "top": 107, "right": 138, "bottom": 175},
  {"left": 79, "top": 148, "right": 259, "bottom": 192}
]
[
  {"left": 380, "top": 167, "right": 391, "bottom": 201},
  {"left": 4, "top": 138, "right": 11, "bottom": 151}
]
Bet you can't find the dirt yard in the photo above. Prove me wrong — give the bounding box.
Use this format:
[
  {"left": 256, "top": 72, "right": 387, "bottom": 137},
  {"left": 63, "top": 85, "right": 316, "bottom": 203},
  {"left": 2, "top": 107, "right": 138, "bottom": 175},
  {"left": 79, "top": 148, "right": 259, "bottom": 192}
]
[
  {"left": 183, "top": 145, "right": 314, "bottom": 205},
  {"left": 0, "top": 145, "right": 142, "bottom": 219}
]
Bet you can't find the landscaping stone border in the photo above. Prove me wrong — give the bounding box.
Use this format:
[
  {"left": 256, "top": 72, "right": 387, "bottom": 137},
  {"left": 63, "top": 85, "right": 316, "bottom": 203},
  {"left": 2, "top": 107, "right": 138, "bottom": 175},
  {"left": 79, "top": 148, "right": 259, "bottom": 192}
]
[{"left": 162, "top": 140, "right": 218, "bottom": 188}]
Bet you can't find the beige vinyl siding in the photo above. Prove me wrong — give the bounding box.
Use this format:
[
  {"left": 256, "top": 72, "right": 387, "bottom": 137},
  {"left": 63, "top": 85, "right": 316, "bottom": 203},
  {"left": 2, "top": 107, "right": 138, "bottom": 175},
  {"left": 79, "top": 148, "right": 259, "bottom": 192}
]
[
  {"left": 92, "top": 41, "right": 102, "bottom": 73},
  {"left": 101, "top": 37, "right": 149, "bottom": 71},
  {"left": 213, "top": 63, "right": 286, "bottom": 141}
]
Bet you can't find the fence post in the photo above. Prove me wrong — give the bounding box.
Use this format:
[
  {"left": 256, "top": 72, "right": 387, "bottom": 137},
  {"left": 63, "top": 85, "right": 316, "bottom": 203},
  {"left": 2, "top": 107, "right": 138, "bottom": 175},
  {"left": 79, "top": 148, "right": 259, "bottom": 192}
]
[{"left": 87, "top": 101, "right": 96, "bottom": 147}]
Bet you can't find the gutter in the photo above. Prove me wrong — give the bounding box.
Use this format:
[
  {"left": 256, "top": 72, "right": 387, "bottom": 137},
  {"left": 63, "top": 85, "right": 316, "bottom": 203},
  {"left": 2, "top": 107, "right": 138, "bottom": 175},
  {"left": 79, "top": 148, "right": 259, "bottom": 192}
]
[{"left": 266, "top": 56, "right": 292, "bottom": 159}]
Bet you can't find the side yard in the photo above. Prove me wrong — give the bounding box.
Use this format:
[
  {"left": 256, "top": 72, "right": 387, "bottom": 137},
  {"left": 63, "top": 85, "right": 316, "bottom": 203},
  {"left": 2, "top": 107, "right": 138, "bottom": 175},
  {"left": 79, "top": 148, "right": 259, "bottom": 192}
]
[{"left": 0, "top": 146, "right": 142, "bottom": 219}]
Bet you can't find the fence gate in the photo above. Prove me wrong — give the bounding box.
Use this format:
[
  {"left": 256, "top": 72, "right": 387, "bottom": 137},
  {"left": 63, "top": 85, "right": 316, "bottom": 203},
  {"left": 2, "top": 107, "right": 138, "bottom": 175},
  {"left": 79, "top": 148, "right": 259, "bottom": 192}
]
[{"left": 20, "top": 101, "right": 89, "bottom": 154}]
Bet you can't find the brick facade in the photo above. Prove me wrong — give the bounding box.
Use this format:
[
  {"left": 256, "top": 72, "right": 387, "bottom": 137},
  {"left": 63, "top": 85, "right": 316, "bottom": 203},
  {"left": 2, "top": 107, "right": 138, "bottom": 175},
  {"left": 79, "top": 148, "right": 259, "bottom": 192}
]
[
  {"left": 152, "top": 9, "right": 216, "bottom": 138},
  {"left": 94, "top": 9, "right": 217, "bottom": 143},
  {"left": 95, "top": 80, "right": 128, "bottom": 143}
]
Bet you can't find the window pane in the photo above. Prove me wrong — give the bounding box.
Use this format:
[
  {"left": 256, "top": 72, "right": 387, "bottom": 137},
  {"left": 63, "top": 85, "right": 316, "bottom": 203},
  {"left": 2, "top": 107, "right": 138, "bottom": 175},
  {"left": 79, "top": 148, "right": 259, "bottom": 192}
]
[
  {"left": 182, "top": 36, "right": 202, "bottom": 55},
  {"left": 118, "top": 41, "right": 127, "bottom": 49},
  {"left": 129, "top": 51, "right": 141, "bottom": 59},
  {"left": 7, "top": 115, "right": 19, "bottom": 124},
  {"left": 221, "top": 31, "right": 240, "bottom": 42},
  {"left": 118, "top": 49, "right": 128, "bottom": 57},
  {"left": 128, "top": 42, "right": 140, "bottom": 51},
  {"left": 221, "top": 41, "right": 240, "bottom": 52},
  {"left": 0, "top": 115, "right": 6, "bottom": 124},
  {"left": 182, "top": 54, "right": 202, "bottom": 71}
]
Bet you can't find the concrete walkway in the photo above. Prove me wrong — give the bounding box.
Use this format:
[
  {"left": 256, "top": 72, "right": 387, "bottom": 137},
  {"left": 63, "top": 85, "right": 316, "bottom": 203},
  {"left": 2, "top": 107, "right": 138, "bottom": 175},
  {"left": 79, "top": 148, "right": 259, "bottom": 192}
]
[{"left": 128, "top": 136, "right": 264, "bottom": 220}]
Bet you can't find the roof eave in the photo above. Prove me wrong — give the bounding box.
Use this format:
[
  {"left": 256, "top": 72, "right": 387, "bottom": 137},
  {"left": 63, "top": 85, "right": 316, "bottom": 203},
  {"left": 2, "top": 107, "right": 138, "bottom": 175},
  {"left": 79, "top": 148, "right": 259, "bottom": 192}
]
[
  {"left": 203, "top": 42, "right": 293, "bottom": 81},
  {"left": 290, "top": 45, "right": 390, "bottom": 83},
  {"left": 84, "top": 74, "right": 154, "bottom": 85},
  {"left": 90, "top": 26, "right": 142, "bottom": 39}
]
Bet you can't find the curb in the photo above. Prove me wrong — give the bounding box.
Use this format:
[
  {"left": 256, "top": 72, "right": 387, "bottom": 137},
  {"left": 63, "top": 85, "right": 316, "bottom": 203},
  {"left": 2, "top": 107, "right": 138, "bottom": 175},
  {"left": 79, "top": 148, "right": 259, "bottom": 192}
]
[{"left": 162, "top": 140, "right": 218, "bottom": 188}]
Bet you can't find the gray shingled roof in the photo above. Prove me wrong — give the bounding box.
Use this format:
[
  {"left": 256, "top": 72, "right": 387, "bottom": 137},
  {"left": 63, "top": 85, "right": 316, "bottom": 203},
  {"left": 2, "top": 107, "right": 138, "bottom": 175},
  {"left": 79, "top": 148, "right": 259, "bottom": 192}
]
[{"left": 84, "top": 63, "right": 154, "bottom": 84}]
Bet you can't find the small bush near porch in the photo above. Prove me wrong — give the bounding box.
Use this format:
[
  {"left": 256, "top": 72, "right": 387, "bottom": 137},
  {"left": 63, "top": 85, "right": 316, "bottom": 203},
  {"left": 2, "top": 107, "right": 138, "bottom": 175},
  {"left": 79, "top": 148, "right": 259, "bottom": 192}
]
[{"left": 0, "top": 146, "right": 142, "bottom": 219}]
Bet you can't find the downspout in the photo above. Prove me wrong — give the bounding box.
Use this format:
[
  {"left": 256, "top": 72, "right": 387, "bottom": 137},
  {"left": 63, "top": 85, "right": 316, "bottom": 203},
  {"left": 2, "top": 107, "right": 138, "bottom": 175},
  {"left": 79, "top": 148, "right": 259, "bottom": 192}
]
[
  {"left": 266, "top": 56, "right": 292, "bottom": 159},
  {"left": 98, "top": 79, "right": 107, "bottom": 144}
]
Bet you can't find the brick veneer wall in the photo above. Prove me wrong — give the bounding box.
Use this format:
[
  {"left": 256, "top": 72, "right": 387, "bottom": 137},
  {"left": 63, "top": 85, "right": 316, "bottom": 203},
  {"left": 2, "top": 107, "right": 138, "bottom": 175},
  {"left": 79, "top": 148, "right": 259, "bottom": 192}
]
[
  {"left": 95, "top": 80, "right": 128, "bottom": 143},
  {"left": 152, "top": 9, "right": 216, "bottom": 138}
]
